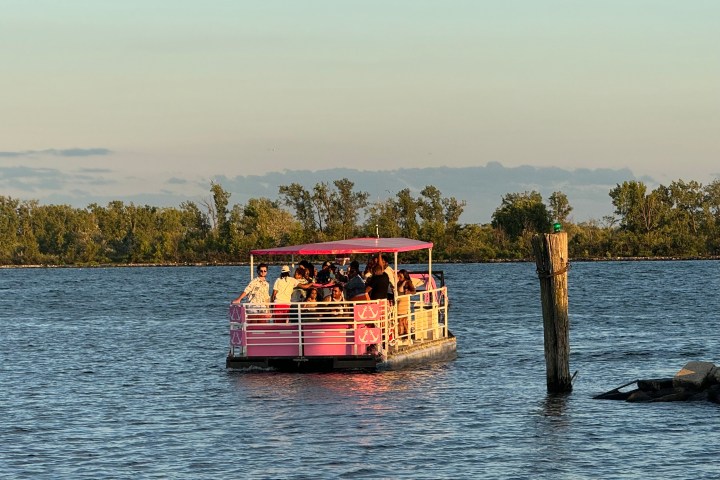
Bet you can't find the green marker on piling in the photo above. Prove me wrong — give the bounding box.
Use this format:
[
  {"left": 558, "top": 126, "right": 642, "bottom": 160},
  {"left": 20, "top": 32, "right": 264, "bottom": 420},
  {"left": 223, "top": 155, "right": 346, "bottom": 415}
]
[{"left": 553, "top": 222, "right": 562, "bottom": 233}]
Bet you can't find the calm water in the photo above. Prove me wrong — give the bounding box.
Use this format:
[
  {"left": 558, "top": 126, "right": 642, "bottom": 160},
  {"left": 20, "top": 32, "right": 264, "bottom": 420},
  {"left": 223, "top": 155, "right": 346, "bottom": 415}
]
[{"left": 1, "top": 261, "right": 720, "bottom": 479}]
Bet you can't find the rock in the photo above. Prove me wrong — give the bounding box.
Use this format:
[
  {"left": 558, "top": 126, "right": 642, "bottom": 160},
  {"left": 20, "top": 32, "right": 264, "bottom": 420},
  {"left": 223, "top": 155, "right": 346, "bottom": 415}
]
[
  {"left": 673, "top": 361, "right": 716, "bottom": 390},
  {"left": 594, "top": 388, "right": 635, "bottom": 400},
  {"left": 637, "top": 378, "right": 673, "bottom": 392},
  {"left": 707, "top": 385, "right": 720, "bottom": 404},
  {"left": 627, "top": 390, "right": 652, "bottom": 402},
  {"left": 593, "top": 379, "right": 639, "bottom": 400},
  {"left": 709, "top": 366, "right": 720, "bottom": 385},
  {"left": 689, "top": 390, "right": 709, "bottom": 402},
  {"left": 649, "top": 390, "right": 695, "bottom": 402},
  {"left": 596, "top": 362, "right": 720, "bottom": 404}
]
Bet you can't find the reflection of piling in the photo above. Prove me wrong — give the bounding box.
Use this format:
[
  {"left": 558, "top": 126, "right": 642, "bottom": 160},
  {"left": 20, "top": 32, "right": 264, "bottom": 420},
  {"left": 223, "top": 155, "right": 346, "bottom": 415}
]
[{"left": 532, "top": 231, "right": 572, "bottom": 393}]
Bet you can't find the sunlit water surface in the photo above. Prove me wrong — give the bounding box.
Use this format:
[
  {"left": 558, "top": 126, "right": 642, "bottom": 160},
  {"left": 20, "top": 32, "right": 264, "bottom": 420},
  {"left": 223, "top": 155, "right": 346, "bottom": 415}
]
[{"left": 2, "top": 262, "right": 720, "bottom": 479}]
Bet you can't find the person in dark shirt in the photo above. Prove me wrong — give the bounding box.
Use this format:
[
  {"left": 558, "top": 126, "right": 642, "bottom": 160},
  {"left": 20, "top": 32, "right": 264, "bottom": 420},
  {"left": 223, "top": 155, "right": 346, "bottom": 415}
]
[
  {"left": 344, "top": 262, "right": 367, "bottom": 300},
  {"left": 331, "top": 263, "right": 347, "bottom": 283},
  {"left": 316, "top": 260, "right": 336, "bottom": 300},
  {"left": 299, "top": 260, "right": 316, "bottom": 282},
  {"left": 365, "top": 263, "right": 390, "bottom": 300},
  {"left": 316, "top": 261, "right": 334, "bottom": 283}
]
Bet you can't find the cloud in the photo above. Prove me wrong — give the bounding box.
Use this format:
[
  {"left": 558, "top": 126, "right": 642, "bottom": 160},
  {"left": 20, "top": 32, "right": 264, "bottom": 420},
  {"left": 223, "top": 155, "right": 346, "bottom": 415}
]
[
  {"left": 79, "top": 168, "right": 114, "bottom": 173},
  {"left": 0, "top": 148, "right": 112, "bottom": 158},
  {"left": 0, "top": 166, "right": 62, "bottom": 192},
  {"left": 211, "top": 164, "right": 647, "bottom": 223},
  {"left": 0, "top": 162, "right": 650, "bottom": 222},
  {"left": 0, "top": 165, "right": 116, "bottom": 192}
]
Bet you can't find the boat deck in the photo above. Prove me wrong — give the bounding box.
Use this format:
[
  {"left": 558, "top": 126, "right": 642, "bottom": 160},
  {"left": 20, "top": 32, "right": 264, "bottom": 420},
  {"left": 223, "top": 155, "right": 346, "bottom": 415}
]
[{"left": 226, "top": 287, "right": 452, "bottom": 372}]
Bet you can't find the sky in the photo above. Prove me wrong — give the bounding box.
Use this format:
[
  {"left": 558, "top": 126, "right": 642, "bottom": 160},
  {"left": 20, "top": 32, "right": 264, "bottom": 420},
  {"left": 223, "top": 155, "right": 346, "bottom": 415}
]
[{"left": 2, "top": 1, "right": 719, "bottom": 216}]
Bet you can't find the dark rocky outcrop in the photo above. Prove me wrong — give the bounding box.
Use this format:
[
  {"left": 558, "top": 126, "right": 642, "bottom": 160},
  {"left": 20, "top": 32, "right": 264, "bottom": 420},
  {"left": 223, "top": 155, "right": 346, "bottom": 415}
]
[{"left": 594, "top": 361, "right": 720, "bottom": 403}]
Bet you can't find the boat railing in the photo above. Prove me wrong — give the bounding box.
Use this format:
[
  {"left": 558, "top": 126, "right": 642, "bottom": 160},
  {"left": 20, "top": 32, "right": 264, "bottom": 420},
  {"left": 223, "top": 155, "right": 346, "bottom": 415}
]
[
  {"left": 395, "top": 286, "right": 448, "bottom": 345},
  {"left": 228, "top": 286, "right": 448, "bottom": 358}
]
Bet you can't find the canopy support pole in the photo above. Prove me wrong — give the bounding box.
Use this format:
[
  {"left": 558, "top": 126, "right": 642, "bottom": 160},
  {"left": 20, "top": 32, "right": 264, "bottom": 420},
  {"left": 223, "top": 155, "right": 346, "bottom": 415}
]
[{"left": 428, "top": 248, "right": 432, "bottom": 278}]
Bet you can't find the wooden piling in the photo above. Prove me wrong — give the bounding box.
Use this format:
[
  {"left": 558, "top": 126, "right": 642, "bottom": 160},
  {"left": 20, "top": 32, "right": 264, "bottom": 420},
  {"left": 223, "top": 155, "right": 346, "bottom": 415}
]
[{"left": 532, "top": 231, "right": 572, "bottom": 393}]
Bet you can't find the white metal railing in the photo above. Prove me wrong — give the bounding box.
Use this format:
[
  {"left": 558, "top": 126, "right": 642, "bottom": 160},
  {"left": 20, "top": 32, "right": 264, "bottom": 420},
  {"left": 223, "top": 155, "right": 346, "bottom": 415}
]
[
  {"left": 394, "top": 286, "right": 448, "bottom": 346},
  {"left": 228, "top": 286, "right": 448, "bottom": 358}
]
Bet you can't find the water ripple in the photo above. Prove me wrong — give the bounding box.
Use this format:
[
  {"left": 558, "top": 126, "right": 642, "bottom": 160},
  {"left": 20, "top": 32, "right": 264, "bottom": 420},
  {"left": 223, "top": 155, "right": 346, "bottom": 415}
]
[{"left": 1, "top": 263, "right": 720, "bottom": 478}]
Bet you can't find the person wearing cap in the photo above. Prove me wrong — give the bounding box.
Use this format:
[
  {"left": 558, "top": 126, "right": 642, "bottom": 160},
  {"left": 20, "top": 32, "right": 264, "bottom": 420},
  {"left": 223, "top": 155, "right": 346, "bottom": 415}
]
[{"left": 271, "top": 265, "right": 308, "bottom": 322}]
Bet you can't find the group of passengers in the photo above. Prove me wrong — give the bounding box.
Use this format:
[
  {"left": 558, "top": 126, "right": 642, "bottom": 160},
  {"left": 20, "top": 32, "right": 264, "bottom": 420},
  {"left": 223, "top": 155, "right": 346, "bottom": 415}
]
[{"left": 231, "top": 254, "right": 416, "bottom": 327}]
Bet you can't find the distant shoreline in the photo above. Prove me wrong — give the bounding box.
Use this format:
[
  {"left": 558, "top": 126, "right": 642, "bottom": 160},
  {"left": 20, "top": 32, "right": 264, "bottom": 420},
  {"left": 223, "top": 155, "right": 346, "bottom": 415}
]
[{"left": 2, "top": 256, "right": 719, "bottom": 269}]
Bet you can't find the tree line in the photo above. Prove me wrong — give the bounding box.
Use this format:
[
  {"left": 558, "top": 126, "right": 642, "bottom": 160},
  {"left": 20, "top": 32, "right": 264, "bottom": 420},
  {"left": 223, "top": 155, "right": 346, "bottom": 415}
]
[{"left": 2, "top": 177, "right": 720, "bottom": 266}]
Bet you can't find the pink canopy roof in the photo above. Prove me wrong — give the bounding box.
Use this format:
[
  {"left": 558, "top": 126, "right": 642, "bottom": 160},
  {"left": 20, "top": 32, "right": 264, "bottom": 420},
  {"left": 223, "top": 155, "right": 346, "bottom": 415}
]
[{"left": 251, "top": 237, "right": 433, "bottom": 256}]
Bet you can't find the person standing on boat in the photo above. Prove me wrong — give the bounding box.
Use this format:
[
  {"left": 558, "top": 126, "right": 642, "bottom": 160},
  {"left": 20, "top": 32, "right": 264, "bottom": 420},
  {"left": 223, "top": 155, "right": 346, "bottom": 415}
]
[
  {"left": 316, "top": 260, "right": 334, "bottom": 282},
  {"left": 331, "top": 263, "right": 347, "bottom": 283},
  {"left": 377, "top": 253, "right": 396, "bottom": 303},
  {"left": 316, "top": 260, "right": 336, "bottom": 299},
  {"left": 299, "top": 260, "right": 316, "bottom": 282},
  {"left": 231, "top": 263, "right": 271, "bottom": 321},
  {"left": 365, "top": 263, "right": 390, "bottom": 300},
  {"left": 290, "top": 266, "right": 310, "bottom": 303},
  {"left": 271, "top": 265, "right": 295, "bottom": 300},
  {"left": 396, "top": 269, "right": 416, "bottom": 340},
  {"left": 232, "top": 263, "right": 270, "bottom": 304},
  {"left": 271, "top": 265, "right": 307, "bottom": 322},
  {"left": 363, "top": 256, "right": 377, "bottom": 280}
]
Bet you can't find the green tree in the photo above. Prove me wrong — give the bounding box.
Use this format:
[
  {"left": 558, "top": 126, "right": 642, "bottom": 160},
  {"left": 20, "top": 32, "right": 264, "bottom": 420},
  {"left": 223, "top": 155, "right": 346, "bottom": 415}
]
[
  {"left": 232, "top": 197, "right": 301, "bottom": 254},
  {"left": 333, "top": 178, "right": 369, "bottom": 239},
  {"left": 364, "top": 198, "right": 402, "bottom": 238},
  {"left": 548, "top": 191, "right": 572, "bottom": 223},
  {"left": 14, "top": 200, "right": 42, "bottom": 264},
  {"left": 90, "top": 201, "right": 131, "bottom": 262},
  {"left": 279, "top": 179, "right": 370, "bottom": 241},
  {"left": 609, "top": 181, "right": 647, "bottom": 232},
  {"left": 178, "top": 201, "right": 211, "bottom": 262},
  {"left": 416, "top": 186, "right": 466, "bottom": 254},
  {"left": 154, "top": 208, "right": 185, "bottom": 262},
  {"left": 312, "top": 182, "right": 333, "bottom": 237},
  {"left": 668, "top": 180, "right": 704, "bottom": 234},
  {"left": 450, "top": 224, "right": 497, "bottom": 260},
  {"left": 491, "top": 191, "right": 552, "bottom": 239},
  {"left": 417, "top": 186, "right": 445, "bottom": 242},
  {"left": 278, "top": 183, "right": 317, "bottom": 240},
  {"left": 703, "top": 179, "right": 720, "bottom": 255},
  {"left": 569, "top": 219, "right": 612, "bottom": 259},
  {"left": 31, "top": 204, "right": 94, "bottom": 263},
  {"left": 0, "top": 196, "right": 20, "bottom": 264},
  {"left": 210, "top": 182, "right": 232, "bottom": 254},
  {"left": 396, "top": 188, "right": 420, "bottom": 239},
  {"left": 126, "top": 204, "right": 160, "bottom": 263},
  {"left": 609, "top": 181, "right": 676, "bottom": 255}
]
